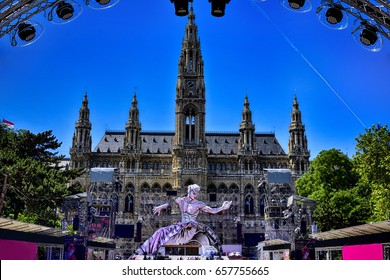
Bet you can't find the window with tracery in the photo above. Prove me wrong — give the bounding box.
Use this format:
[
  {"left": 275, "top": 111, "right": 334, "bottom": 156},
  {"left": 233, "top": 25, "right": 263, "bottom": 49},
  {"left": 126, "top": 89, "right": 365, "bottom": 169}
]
[
  {"left": 244, "top": 195, "right": 254, "bottom": 214},
  {"left": 185, "top": 108, "right": 196, "bottom": 143},
  {"left": 125, "top": 194, "right": 134, "bottom": 213}
]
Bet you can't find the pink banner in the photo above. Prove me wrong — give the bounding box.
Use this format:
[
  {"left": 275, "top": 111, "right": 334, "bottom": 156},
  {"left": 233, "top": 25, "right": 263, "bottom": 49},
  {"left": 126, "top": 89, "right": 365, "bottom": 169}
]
[
  {"left": 342, "top": 243, "right": 383, "bottom": 260},
  {"left": 0, "top": 239, "right": 38, "bottom": 260}
]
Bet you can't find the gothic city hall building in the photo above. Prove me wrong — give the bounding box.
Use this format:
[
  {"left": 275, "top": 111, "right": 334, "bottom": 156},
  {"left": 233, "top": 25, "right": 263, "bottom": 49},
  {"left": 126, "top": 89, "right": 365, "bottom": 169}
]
[{"left": 69, "top": 8, "right": 310, "bottom": 256}]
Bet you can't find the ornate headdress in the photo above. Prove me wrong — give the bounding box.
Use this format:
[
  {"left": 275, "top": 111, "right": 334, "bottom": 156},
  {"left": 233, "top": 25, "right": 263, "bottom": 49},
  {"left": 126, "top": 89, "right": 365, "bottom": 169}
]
[{"left": 187, "top": 184, "right": 200, "bottom": 195}]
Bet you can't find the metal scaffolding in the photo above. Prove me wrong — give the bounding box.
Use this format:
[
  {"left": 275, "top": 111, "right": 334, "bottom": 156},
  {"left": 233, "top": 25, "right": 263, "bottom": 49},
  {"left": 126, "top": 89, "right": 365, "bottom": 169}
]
[
  {"left": 263, "top": 169, "right": 296, "bottom": 243},
  {"left": 1, "top": 1, "right": 390, "bottom": 43}
]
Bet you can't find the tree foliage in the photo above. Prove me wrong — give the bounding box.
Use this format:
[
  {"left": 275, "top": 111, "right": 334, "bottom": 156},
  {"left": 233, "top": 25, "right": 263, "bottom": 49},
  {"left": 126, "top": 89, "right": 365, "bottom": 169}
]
[
  {"left": 296, "top": 148, "right": 370, "bottom": 231},
  {"left": 0, "top": 125, "right": 84, "bottom": 227},
  {"left": 296, "top": 124, "right": 390, "bottom": 231},
  {"left": 353, "top": 124, "right": 390, "bottom": 221}
]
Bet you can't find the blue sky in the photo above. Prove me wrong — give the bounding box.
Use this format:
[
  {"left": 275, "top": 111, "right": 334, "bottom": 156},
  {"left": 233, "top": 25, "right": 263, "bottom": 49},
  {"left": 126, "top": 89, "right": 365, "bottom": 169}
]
[{"left": 1, "top": 0, "right": 389, "bottom": 160}]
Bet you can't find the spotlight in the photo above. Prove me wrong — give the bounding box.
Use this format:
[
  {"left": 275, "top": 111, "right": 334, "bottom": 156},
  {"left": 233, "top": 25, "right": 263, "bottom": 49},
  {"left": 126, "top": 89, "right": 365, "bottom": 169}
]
[
  {"left": 325, "top": 7, "right": 342, "bottom": 24},
  {"left": 84, "top": 0, "right": 120, "bottom": 10},
  {"left": 57, "top": 1, "right": 74, "bottom": 20},
  {"left": 48, "top": 1, "right": 82, "bottom": 24},
  {"left": 170, "top": 0, "right": 192, "bottom": 16},
  {"left": 18, "top": 22, "right": 36, "bottom": 42},
  {"left": 10, "top": 20, "right": 44, "bottom": 47},
  {"left": 209, "top": 0, "right": 230, "bottom": 17},
  {"left": 352, "top": 23, "right": 383, "bottom": 52},
  {"left": 317, "top": 4, "right": 348, "bottom": 30},
  {"left": 360, "top": 27, "right": 378, "bottom": 45},
  {"left": 280, "top": 0, "right": 312, "bottom": 13},
  {"left": 97, "top": 0, "right": 110, "bottom": 4}
]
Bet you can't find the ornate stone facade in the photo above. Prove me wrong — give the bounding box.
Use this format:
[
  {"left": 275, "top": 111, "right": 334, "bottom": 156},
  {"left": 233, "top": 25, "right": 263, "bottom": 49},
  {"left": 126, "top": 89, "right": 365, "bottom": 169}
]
[{"left": 69, "top": 8, "right": 310, "bottom": 257}]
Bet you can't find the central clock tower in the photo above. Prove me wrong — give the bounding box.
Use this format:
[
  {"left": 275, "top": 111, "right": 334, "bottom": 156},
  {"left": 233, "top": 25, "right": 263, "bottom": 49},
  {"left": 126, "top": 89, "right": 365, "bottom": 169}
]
[{"left": 173, "top": 6, "right": 207, "bottom": 189}]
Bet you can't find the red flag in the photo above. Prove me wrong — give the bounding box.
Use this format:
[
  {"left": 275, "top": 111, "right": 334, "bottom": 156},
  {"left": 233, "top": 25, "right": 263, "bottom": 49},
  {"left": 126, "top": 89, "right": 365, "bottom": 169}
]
[{"left": 2, "top": 119, "right": 14, "bottom": 129}]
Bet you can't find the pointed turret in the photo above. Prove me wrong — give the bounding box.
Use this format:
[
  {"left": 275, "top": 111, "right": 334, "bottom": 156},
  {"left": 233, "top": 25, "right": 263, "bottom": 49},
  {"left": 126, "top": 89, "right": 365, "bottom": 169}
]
[
  {"left": 124, "top": 89, "right": 142, "bottom": 152},
  {"left": 238, "top": 95, "right": 256, "bottom": 154},
  {"left": 288, "top": 94, "right": 310, "bottom": 176},
  {"left": 176, "top": 6, "right": 205, "bottom": 94},
  {"left": 70, "top": 92, "right": 92, "bottom": 168}
]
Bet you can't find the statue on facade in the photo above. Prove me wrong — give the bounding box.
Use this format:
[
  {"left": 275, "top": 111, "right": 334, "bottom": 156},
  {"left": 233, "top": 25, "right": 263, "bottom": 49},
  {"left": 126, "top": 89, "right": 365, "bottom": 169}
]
[{"left": 135, "top": 184, "right": 232, "bottom": 255}]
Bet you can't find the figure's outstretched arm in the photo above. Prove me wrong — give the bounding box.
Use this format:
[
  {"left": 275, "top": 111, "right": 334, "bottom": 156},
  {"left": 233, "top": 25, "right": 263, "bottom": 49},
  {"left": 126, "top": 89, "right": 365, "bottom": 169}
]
[
  {"left": 153, "top": 197, "right": 182, "bottom": 216},
  {"left": 201, "top": 201, "right": 232, "bottom": 214},
  {"left": 153, "top": 203, "right": 169, "bottom": 216}
]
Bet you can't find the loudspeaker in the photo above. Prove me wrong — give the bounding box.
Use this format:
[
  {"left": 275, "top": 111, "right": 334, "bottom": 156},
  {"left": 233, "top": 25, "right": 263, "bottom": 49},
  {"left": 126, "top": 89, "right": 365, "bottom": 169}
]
[
  {"left": 244, "top": 233, "right": 265, "bottom": 247},
  {"left": 301, "top": 220, "right": 307, "bottom": 235},
  {"left": 115, "top": 224, "right": 134, "bottom": 238},
  {"left": 166, "top": 190, "right": 177, "bottom": 196},
  {"left": 73, "top": 215, "right": 79, "bottom": 231},
  {"left": 134, "top": 222, "right": 142, "bottom": 242}
]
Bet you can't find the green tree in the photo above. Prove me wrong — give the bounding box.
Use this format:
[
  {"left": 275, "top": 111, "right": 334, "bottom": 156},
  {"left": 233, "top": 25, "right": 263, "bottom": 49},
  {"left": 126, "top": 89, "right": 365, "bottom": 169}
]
[
  {"left": 296, "top": 149, "right": 370, "bottom": 231},
  {"left": 0, "top": 125, "right": 84, "bottom": 227},
  {"left": 353, "top": 124, "right": 390, "bottom": 222}
]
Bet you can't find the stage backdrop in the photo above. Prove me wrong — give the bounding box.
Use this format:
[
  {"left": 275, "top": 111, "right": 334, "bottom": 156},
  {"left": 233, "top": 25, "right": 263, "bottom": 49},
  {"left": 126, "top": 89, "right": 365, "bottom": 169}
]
[
  {"left": 342, "top": 243, "right": 383, "bottom": 260},
  {"left": 0, "top": 239, "right": 37, "bottom": 260}
]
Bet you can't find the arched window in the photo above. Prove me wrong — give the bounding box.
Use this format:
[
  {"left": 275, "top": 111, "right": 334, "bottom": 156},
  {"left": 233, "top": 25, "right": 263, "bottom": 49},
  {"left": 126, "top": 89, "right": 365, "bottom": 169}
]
[
  {"left": 184, "top": 178, "right": 194, "bottom": 187},
  {"left": 185, "top": 106, "right": 196, "bottom": 143},
  {"left": 244, "top": 195, "right": 254, "bottom": 214},
  {"left": 229, "top": 184, "right": 239, "bottom": 194},
  {"left": 125, "top": 194, "right": 134, "bottom": 213},
  {"left": 259, "top": 197, "right": 265, "bottom": 217},
  {"left": 244, "top": 184, "right": 254, "bottom": 194},
  {"left": 217, "top": 184, "right": 228, "bottom": 194},
  {"left": 152, "top": 183, "right": 161, "bottom": 193}
]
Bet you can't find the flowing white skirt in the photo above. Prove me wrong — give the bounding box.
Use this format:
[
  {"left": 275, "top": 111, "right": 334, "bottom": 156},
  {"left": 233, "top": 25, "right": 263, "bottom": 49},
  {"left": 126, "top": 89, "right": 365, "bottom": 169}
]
[{"left": 135, "top": 221, "right": 221, "bottom": 255}]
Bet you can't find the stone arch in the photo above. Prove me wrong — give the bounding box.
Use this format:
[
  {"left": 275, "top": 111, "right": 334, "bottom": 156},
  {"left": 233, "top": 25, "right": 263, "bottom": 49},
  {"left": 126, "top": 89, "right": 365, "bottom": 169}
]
[
  {"left": 184, "top": 178, "right": 195, "bottom": 187},
  {"left": 125, "top": 183, "right": 135, "bottom": 194},
  {"left": 229, "top": 183, "right": 239, "bottom": 194},
  {"left": 217, "top": 183, "right": 228, "bottom": 193},
  {"left": 244, "top": 184, "right": 254, "bottom": 194},
  {"left": 152, "top": 183, "right": 161, "bottom": 193},
  {"left": 162, "top": 183, "right": 173, "bottom": 193}
]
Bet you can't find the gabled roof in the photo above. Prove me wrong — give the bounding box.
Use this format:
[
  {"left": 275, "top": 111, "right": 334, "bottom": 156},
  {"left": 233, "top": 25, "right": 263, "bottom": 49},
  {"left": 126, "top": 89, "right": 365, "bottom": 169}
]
[
  {"left": 93, "top": 130, "right": 287, "bottom": 156},
  {"left": 309, "top": 220, "right": 390, "bottom": 241},
  {"left": 0, "top": 217, "right": 66, "bottom": 245},
  {"left": 0, "top": 217, "right": 116, "bottom": 248}
]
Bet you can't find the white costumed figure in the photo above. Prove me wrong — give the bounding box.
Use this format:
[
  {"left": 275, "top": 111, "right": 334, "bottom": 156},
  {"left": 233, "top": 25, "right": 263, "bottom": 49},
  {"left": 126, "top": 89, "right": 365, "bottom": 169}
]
[{"left": 135, "top": 184, "right": 232, "bottom": 255}]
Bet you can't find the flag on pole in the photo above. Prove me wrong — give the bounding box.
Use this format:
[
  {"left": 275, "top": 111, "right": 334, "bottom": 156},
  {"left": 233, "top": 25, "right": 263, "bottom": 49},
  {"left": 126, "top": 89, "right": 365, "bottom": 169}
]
[{"left": 2, "top": 119, "right": 14, "bottom": 129}]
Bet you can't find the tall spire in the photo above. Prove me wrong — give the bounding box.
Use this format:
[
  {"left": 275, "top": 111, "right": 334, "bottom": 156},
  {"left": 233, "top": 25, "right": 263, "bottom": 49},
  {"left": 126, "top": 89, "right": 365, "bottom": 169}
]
[
  {"left": 241, "top": 95, "right": 252, "bottom": 124},
  {"left": 177, "top": 5, "right": 204, "bottom": 79},
  {"left": 174, "top": 6, "right": 206, "bottom": 148},
  {"left": 173, "top": 7, "right": 207, "bottom": 188},
  {"left": 129, "top": 89, "right": 139, "bottom": 123},
  {"left": 70, "top": 91, "right": 92, "bottom": 168},
  {"left": 288, "top": 93, "right": 310, "bottom": 176},
  {"left": 188, "top": 4, "right": 195, "bottom": 25},
  {"left": 124, "top": 89, "right": 141, "bottom": 152},
  {"left": 291, "top": 94, "right": 302, "bottom": 124},
  {"left": 238, "top": 95, "right": 256, "bottom": 154}
]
